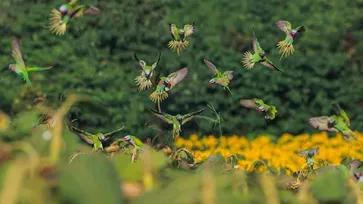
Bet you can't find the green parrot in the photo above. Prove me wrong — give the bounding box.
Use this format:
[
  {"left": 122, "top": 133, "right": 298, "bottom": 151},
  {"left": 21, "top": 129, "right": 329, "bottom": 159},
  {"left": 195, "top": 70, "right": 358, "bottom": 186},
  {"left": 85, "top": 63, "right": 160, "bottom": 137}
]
[
  {"left": 134, "top": 52, "right": 161, "bottom": 91},
  {"left": 309, "top": 103, "right": 356, "bottom": 141},
  {"left": 168, "top": 23, "right": 195, "bottom": 55},
  {"left": 203, "top": 59, "right": 234, "bottom": 95},
  {"left": 49, "top": 0, "right": 100, "bottom": 35},
  {"left": 239, "top": 98, "right": 278, "bottom": 120},
  {"left": 124, "top": 135, "right": 144, "bottom": 150},
  {"left": 149, "top": 67, "right": 188, "bottom": 103},
  {"left": 8, "top": 39, "right": 52, "bottom": 87},
  {"left": 276, "top": 20, "right": 306, "bottom": 58},
  {"left": 71, "top": 126, "right": 124, "bottom": 151},
  {"left": 242, "top": 30, "right": 283, "bottom": 72},
  {"left": 151, "top": 108, "right": 205, "bottom": 138},
  {"left": 297, "top": 147, "right": 319, "bottom": 168}
]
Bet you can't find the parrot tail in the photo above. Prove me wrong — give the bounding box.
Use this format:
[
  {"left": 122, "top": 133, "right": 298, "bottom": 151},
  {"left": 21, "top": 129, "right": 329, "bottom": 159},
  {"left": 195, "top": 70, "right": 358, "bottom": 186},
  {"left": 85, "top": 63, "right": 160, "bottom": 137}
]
[
  {"left": 277, "top": 41, "right": 294, "bottom": 59},
  {"left": 149, "top": 90, "right": 168, "bottom": 104},
  {"left": 135, "top": 76, "right": 152, "bottom": 91},
  {"left": 242, "top": 52, "right": 254, "bottom": 70},
  {"left": 167, "top": 40, "right": 189, "bottom": 55},
  {"left": 48, "top": 8, "right": 67, "bottom": 35}
]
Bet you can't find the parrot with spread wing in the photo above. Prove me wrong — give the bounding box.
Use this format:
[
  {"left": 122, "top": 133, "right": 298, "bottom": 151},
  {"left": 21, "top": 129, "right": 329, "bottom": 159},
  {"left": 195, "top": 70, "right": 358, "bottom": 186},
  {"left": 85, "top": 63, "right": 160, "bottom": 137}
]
[
  {"left": 149, "top": 67, "right": 188, "bottom": 104},
  {"left": 297, "top": 147, "right": 319, "bottom": 168},
  {"left": 124, "top": 135, "right": 144, "bottom": 150},
  {"left": 48, "top": 0, "right": 100, "bottom": 35},
  {"left": 309, "top": 103, "right": 356, "bottom": 141},
  {"left": 151, "top": 108, "right": 205, "bottom": 138},
  {"left": 8, "top": 39, "right": 52, "bottom": 87},
  {"left": 239, "top": 98, "right": 278, "bottom": 120},
  {"left": 276, "top": 20, "right": 306, "bottom": 58},
  {"left": 71, "top": 126, "right": 124, "bottom": 151},
  {"left": 168, "top": 23, "right": 195, "bottom": 55},
  {"left": 204, "top": 59, "right": 234, "bottom": 95},
  {"left": 242, "top": 30, "right": 283, "bottom": 72},
  {"left": 134, "top": 52, "right": 161, "bottom": 91}
]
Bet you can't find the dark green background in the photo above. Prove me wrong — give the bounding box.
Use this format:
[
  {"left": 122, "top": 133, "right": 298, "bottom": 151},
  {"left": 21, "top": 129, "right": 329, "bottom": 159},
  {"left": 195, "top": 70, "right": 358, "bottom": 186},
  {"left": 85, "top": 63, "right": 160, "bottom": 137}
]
[{"left": 1, "top": 0, "right": 363, "bottom": 140}]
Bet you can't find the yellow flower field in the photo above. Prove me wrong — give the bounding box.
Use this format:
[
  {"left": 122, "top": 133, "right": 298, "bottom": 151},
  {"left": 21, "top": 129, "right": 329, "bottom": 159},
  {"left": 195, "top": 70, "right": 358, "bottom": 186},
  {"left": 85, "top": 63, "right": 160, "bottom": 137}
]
[{"left": 175, "top": 132, "right": 363, "bottom": 174}]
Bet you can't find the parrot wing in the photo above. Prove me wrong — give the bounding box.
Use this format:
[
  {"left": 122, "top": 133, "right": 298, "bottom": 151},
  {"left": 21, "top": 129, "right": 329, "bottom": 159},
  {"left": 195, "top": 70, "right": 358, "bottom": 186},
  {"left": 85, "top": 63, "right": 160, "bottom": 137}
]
[
  {"left": 152, "top": 52, "right": 161, "bottom": 70},
  {"left": 170, "top": 24, "right": 180, "bottom": 40},
  {"left": 225, "top": 71, "right": 234, "bottom": 80},
  {"left": 167, "top": 67, "right": 188, "bottom": 89},
  {"left": 203, "top": 59, "right": 219, "bottom": 75},
  {"left": 182, "top": 108, "right": 205, "bottom": 125},
  {"left": 150, "top": 109, "right": 174, "bottom": 124},
  {"left": 332, "top": 103, "right": 350, "bottom": 126},
  {"left": 261, "top": 59, "right": 283, "bottom": 72},
  {"left": 12, "top": 39, "right": 26, "bottom": 70},
  {"left": 183, "top": 23, "right": 195, "bottom": 39},
  {"left": 309, "top": 116, "right": 338, "bottom": 132},
  {"left": 276, "top": 20, "right": 292, "bottom": 34},
  {"left": 103, "top": 126, "right": 125, "bottom": 137},
  {"left": 239, "top": 99, "right": 258, "bottom": 110},
  {"left": 252, "top": 30, "right": 263, "bottom": 53}
]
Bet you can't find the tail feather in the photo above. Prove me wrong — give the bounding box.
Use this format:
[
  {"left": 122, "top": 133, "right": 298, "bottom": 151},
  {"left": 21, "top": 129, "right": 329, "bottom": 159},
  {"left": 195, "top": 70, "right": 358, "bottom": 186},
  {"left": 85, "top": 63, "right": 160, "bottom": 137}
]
[
  {"left": 277, "top": 41, "right": 294, "bottom": 59},
  {"left": 242, "top": 52, "right": 254, "bottom": 69}
]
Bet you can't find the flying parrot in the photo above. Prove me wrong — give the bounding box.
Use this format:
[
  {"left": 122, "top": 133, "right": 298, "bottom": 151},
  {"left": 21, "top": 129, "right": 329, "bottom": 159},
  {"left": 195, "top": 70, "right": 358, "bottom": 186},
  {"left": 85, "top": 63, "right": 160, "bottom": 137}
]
[
  {"left": 309, "top": 103, "right": 356, "bottom": 141},
  {"left": 149, "top": 67, "right": 188, "bottom": 104},
  {"left": 134, "top": 52, "right": 161, "bottom": 91},
  {"left": 203, "top": 59, "right": 234, "bottom": 95},
  {"left": 239, "top": 98, "right": 278, "bottom": 120},
  {"left": 276, "top": 20, "right": 306, "bottom": 58},
  {"left": 124, "top": 135, "right": 144, "bottom": 150},
  {"left": 242, "top": 30, "right": 283, "bottom": 72},
  {"left": 151, "top": 108, "right": 205, "bottom": 138},
  {"left": 296, "top": 147, "right": 319, "bottom": 168},
  {"left": 48, "top": 0, "right": 100, "bottom": 35},
  {"left": 71, "top": 126, "right": 124, "bottom": 151},
  {"left": 8, "top": 39, "right": 52, "bottom": 87},
  {"left": 168, "top": 23, "right": 195, "bottom": 55}
]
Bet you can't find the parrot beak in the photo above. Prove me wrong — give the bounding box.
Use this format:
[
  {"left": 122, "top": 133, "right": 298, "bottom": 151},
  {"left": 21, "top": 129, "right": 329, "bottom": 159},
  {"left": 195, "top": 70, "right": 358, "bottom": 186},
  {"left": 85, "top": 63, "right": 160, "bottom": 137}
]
[{"left": 258, "top": 109, "right": 263, "bottom": 113}]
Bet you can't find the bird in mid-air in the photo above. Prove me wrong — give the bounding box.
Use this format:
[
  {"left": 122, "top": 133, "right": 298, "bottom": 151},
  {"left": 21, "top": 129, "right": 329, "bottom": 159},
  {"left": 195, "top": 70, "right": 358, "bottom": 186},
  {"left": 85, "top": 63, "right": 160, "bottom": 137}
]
[
  {"left": 242, "top": 30, "right": 283, "bottom": 72},
  {"left": 276, "top": 20, "right": 306, "bottom": 58},
  {"left": 134, "top": 52, "right": 161, "bottom": 91},
  {"left": 151, "top": 108, "right": 205, "bottom": 138},
  {"left": 8, "top": 39, "right": 52, "bottom": 87},
  {"left": 239, "top": 98, "right": 278, "bottom": 120},
  {"left": 168, "top": 23, "right": 195, "bottom": 55},
  {"left": 309, "top": 103, "right": 356, "bottom": 142},
  {"left": 297, "top": 147, "right": 319, "bottom": 167},
  {"left": 48, "top": 0, "right": 100, "bottom": 35},
  {"left": 204, "top": 59, "right": 234, "bottom": 95},
  {"left": 149, "top": 67, "right": 188, "bottom": 104}
]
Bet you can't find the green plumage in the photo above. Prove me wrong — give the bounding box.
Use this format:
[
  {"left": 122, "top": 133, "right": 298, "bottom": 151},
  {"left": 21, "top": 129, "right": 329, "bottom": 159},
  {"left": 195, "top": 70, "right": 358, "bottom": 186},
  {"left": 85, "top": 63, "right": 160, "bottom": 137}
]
[
  {"left": 204, "top": 59, "right": 234, "bottom": 95},
  {"left": 124, "top": 135, "right": 144, "bottom": 150},
  {"left": 239, "top": 98, "right": 278, "bottom": 120},
  {"left": 276, "top": 20, "right": 306, "bottom": 58}
]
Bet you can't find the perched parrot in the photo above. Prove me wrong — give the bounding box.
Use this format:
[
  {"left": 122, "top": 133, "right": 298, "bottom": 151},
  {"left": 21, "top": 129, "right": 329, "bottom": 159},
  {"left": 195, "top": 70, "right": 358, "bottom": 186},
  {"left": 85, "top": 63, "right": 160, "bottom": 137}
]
[
  {"left": 48, "top": 0, "right": 100, "bottom": 35},
  {"left": 124, "top": 135, "right": 144, "bottom": 150},
  {"left": 71, "top": 126, "right": 124, "bottom": 151},
  {"left": 151, "top": 108, "right": 205, "bottom": 138},
  {"left": 134, "top": 52, "right": 161, "bottom": 91},
  {"left": 8, "top": 39, "right": 52, "bottom": 87},
  {"left": 309, "top": 103, "right": 356, "bottom": 141},
  {"left": 149, "top": 67, "right": 188, "bottom": 104},
  {"left": 168, "top": 23, "right": 195, "bottom": 55},
  {"left": 239, "top": 98, "right": 278, "bottom": 120},
  {"left": 297, "top": 147, "right": 319, "bottom": 167},
  {"left": 276, "top": 20, "right": 306, "bottom": 58},
  {"left": 203, "top": 59, "right": 234, "bottom": 95},
  {"left": 242, "top": 30, "right": 283, "bottom": 72}
]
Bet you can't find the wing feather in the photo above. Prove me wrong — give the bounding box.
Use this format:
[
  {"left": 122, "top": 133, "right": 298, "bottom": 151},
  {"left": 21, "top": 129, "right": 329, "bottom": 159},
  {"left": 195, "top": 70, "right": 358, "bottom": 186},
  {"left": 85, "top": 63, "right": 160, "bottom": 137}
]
[
  {"left": 276, "top": 20, "right": 292, "bottom": 34},
  {"left": 309, "top": 116, "right": 338, "bottom": 132},
  {"left": 182, "top": 108, "right": 205, "bottom": 125},
  {"left": 183, "top": 23, "right": 194, "bottom": 39},
  {"left": 12, "top": 39, "right": 25, "bottom": 69},
  {"left": 203, "top": 59, "right": 218, "bottom": 75},
  {"left": 151, "top": 109, "right": 174, "bottom": 124},
  {"left": 240, "top": 99, "right": 258, "bottom": 110},
  {"left": 168, "top": 67, "right": 188, "bottom": 89}
]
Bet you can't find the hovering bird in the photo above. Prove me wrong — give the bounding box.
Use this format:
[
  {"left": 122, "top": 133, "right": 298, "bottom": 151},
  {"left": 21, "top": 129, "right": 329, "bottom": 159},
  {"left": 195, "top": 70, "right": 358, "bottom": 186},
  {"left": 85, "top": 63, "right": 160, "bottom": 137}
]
[
  {"left": 309, "top": 103, "right": 356, "bottom": 141},
  {"left": 203, "top": 59, "right": 234, "bottom": 95},
  {"left": 168, "top": 23, "right": 195, "bottom": 55},
  {"left": 48, "top": 0, "right": 100, "bottom": 35},
  {"left": 71, "top": 126, "right": 124, "bottom": 151},
  {"left": 242, "top": 30, "right": 283, "bottom": 72},
  {"left": 297, "top": 147, "right": 319, "bottom": 167},
  {"left": 276, "top": 20, "right": 306, "bottom": 58},
  {"left": 124, "top": 135, "right": 144, "bottom": 150},
  {"left": 239, "top": 98, "right": 278, "bottom": 120},
  {"left": 149, "top": 67, "right": 188, "bottom": 104},
  {"left": 151, "top": 108, "right": 205, "bottom": 138},
  {"left": 134, "top": 52, "right": 161, "bottom": 91},
  {"left": 8, "top": 39, "right": 52, "bottom": 87}
]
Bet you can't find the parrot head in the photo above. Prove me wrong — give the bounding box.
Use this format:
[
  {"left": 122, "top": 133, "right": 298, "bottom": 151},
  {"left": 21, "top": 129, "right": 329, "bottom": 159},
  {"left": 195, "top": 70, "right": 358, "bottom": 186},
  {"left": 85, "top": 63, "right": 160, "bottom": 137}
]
[
  {"left": 8, "top": 64, "right": 16, "bottom": 71},
  {"left": 254, "top": 99, "right": 266, "bottom": 112},
  {"left": 164, "top": 77, "right": 171, "bottom": 85},
  {"left": 291, "top": 29, "right": 297, "bottom": 37},
  {"left": 124, "top": 135, "right": 131, "bottom": 142},
  {"left": 96, "top": 133, "right": 105, "bottom": 141},
  {"left": 209, "top": 78, "right": 216, "bottom": 85},
  {"left": 259, "top": 51, "right": 266, "bottom": 58},
  {"left": 176, "top": 114, "right": 183, "bottom": 122},
  {"left": 59, "top": 4, "right": 69, "bottom": 16}
]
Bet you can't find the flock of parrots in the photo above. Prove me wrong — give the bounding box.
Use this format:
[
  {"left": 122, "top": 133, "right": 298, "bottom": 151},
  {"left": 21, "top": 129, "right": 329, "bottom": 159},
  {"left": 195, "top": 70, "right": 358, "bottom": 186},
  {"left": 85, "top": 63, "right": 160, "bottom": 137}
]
[{"left": 5, "top": 0, "right": 361, "bottom": 168}]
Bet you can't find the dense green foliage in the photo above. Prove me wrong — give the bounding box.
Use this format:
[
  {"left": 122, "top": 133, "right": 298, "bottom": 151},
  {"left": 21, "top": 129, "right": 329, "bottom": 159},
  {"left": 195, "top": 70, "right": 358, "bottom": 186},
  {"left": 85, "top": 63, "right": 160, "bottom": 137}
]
[{"left": 1, "top": 0, "right": 363, "bottom": 140}]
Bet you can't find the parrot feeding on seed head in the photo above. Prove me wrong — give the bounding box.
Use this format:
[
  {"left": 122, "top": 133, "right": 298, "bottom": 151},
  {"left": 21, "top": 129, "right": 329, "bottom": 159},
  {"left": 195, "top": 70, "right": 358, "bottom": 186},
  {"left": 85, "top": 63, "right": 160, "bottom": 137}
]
[
  {"left": 275, "top": 20, "right": 305, "bottom": 58},
  {"left": 203, "top": 59, "right": 234, "bottom": 96},
  {"left": 8, "top": 39, "right": 52, "bottom": 87},
  {"left": 49, "top": 0, "right": 100, "bottom": 35},
  {"left": 149, "top": 67, "right": 188, "bottom": 103},
  {"left": 134, "top": 52, "right": 161, "bottom": 91},
  {"left": 151, "top": 108, "right": 205, "bottom": 138},
  {"left": 309, "top": 103, "right": 356, "bottom": 142},
  {"left": 239, "top": 98, "right": 278, "bottom": 120},
  {"left": 124, "top": 135, "right": 144, "bottom": 150},
  {"left": 168, "top": 23, "right": 195, "bottom": 55},
  {"left": 242, "top": 30, "right": 283, "bottom": 72}
]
